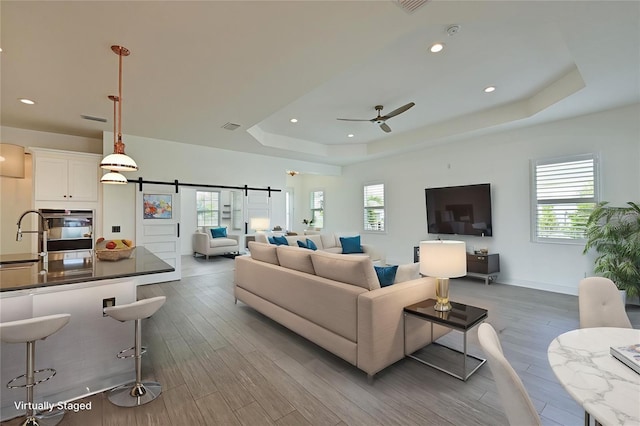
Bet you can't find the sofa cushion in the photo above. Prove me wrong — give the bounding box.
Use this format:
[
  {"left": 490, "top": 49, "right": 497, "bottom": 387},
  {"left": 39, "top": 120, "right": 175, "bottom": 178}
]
[
  {"left": 321, "top": 233, "right": 337, "bottom": 249},
  {"left": 248, "top": 242, "right": 279, "bottom": 265},
  {"left": 276, "top": 245, "right": 315, "bottom": 274},
  {"left": 340, "top": 235, "right": 364, "bottom": 254},
  {"left": 310, "top": 251, "right": 380, "bottom": 291},
  {"left": 374, "top": 265, "right": 398, "bottom": 287},
  {"left": 209, "top": 237, "right": 238, "bottom": 248},
  {"left": 394, "top": 263, "right": 420, "bottom": 283},
  {"left": 210, "top": 227, "right": 227, "bottom": 238}
]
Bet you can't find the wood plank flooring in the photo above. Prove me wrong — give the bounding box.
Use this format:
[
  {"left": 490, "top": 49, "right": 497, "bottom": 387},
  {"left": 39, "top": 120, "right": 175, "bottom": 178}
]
[{"left": 2, "top": 255, "right": 639, "bottom": 426}]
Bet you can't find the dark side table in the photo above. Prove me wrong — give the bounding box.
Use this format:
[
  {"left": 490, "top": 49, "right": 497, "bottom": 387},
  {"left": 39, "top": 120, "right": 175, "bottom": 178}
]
[{"left": 404, "top": 298, "right": 487, "bottom": 381}]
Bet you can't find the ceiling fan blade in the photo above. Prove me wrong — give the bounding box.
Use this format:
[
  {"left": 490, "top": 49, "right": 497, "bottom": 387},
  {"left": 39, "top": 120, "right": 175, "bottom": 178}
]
[
  {"left": 337, "top": 118, "right": 371, "bottom": 122},
  {"left": 380, "top": 122, "right": 392, "bottom": 133},
  {"left": 380, "top": 102, "right": 415, "bottom": 120}
]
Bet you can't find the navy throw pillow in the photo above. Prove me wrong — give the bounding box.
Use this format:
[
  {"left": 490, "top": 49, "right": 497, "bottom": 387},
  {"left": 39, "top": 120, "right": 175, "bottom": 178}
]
[
  {"left": 211, "top": 227, "right": 227, "bottom": 238},
  {"left": 306, "top": 238, "right": 318, "bottom": 251},
  {"left": 296, "top": 240, "right": 308, "bottom": 249},
  {"left": 268, "top": 236, "right": 276, "bottom": 244},
  {"left": 272, "top": 235, "right": 288, "bottom": 246},
  {"left": 340, "top": 235, "right": 364, "bottom": 254},
  {"left": 374, "top": 265, "right": 398, "bottom": 287}
]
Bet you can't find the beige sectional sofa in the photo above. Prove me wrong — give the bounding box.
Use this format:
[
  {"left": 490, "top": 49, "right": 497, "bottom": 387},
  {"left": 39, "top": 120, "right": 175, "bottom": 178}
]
[
  {"left": 253, "top": 232, "right": 384, "bottom": 263},
  {"left": 234, "top": 242, "right": 450, "bottom": 379}
]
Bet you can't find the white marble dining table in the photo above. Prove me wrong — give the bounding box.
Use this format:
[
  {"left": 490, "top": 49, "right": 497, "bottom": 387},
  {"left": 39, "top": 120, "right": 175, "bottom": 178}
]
[{"left": 548, "top": 327, "right": 640, "bottom": 426}]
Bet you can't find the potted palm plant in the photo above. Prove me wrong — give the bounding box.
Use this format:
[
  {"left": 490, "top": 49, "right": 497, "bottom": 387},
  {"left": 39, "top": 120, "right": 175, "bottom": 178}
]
[{"left": 583, "top": 201, "right": 640, "bottom": 301}]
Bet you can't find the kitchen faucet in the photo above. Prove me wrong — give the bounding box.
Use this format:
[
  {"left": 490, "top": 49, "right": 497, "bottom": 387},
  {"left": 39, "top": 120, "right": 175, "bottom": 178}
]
[{"left": 16, "top": 210, "right": 49, "bottom": 271}]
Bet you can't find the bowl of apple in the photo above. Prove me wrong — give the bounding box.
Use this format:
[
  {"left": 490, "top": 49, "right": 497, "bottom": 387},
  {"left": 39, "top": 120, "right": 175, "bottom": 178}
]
[{"left": 95, "top": 238, "right": 135, "bottom": 261}]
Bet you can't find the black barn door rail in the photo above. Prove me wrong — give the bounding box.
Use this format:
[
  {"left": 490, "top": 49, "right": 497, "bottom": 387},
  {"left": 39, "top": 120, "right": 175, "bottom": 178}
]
[{"left": 131, "top": 177, "right": 280, "bottom": 196}]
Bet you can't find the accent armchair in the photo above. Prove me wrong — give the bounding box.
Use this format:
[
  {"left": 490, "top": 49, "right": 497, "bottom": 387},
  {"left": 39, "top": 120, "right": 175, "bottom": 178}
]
[{"left": 193, "top": 227, "right": 240, "bottom": 259}]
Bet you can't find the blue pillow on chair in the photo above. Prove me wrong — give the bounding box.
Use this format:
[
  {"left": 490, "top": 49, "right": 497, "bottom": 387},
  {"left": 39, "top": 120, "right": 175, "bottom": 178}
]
[
  {"left": 272, "top": 235, "right": 288, "bottom": 246},
  {"left": 268, "top": 236, "right": 276, "bottom": 244},
  {"left": 210, "top": 227, "right": 227, "bottom": 238},
  {"left": 374, "top": 265, "right": 398, "bottom": 287},
  {"left": 340, "top": 235, "right": 364, "bottom": 254},
  {"left": 297, "top": 240, "right": 308, "bottom": 249}
]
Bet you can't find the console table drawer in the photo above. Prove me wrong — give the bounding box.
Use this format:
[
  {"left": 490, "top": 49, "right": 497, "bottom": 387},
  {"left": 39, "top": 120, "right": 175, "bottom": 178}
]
[{"left": 466, "top": 254, "right": 500, "bottom": 274}]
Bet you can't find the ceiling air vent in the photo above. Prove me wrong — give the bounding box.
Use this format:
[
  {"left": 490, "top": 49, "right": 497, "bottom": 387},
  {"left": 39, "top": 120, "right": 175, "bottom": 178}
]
[
  {"left": 81, "top": 114, "right": 107, "bottom": 123},
  {"left": 394, "top": 0, "right": 429, "bottom": 14},
  {"left": 221, "top": 122, "right": 241, "bottom": 131}
]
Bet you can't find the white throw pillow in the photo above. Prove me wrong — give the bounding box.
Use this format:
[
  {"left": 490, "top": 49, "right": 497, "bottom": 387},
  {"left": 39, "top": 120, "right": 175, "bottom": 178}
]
[{"left": 394, "top": 263, "right": 420, "bottom": 283}]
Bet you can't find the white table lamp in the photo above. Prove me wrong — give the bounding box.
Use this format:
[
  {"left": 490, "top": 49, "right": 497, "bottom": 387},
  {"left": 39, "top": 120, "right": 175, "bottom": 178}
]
[
  {"left": 420, "top": 240, "right": 467, "bottom": 311},
  {"left": 250, "top": 217, "right": 270, "bottom": 232}
]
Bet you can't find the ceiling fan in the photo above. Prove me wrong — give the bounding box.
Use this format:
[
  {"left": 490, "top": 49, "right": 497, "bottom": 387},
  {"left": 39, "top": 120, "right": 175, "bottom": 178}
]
[{"left": 337, "top": 102, "right": 415, "bottom": 133}]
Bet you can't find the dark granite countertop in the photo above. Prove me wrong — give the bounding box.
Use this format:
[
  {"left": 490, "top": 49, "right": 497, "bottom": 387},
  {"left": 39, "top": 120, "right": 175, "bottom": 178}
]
[{"left": 0, "top": 247, "right": 174, "bottom": 292}]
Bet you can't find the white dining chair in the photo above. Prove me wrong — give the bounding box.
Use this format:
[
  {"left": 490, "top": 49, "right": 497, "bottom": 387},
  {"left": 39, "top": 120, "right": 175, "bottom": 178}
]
[
  {"left": 478, "top": 323, "right": 542, "bottom": 426},
  {"left": 579, "top": 277, "right": 632, "bottom": 329}
]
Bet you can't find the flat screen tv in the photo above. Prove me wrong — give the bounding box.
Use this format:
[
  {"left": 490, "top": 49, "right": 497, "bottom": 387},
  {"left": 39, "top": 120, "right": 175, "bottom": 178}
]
[{"left": 425, "top": 183, "right": 493, "bottom": 237}]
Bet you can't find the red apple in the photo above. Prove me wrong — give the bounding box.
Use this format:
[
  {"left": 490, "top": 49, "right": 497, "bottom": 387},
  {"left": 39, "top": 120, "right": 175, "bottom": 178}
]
[{"left": 105, "top": 241, "right": 117, "bottom": 250}]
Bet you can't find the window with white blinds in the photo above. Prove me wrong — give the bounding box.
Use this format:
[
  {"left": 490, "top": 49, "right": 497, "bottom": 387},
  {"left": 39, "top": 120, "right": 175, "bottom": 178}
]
[
  {"left": 310, "top": 190, "right": 324, "bottom": 228},
  {"left": 196, "top": 190, "right": 220, "bottom": 227},
  {"left": 364, "top": 183, "right": 385, "bottom": 232},
  {"left": 532, "top": 154, "right": 598, "bottom": 242}
]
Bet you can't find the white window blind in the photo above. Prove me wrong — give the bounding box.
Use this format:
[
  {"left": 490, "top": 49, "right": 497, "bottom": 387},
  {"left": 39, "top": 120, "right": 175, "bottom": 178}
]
[
  {"left": 196, "top": 190, "right": 220, "bottom": 227},
  {"left": 310, "top": 190, "right": 324, "bottom": 228},
  {"left": 533, "top": 154, "right": 598, "bottom": 242},
  {"left": 364, "top": 183, "right": 385, "bottom": 232}
]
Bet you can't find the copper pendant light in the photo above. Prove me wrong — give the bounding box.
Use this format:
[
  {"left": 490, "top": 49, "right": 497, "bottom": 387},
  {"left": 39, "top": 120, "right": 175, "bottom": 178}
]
[
  {"left": 100, "top": 95, "right": 128, "bottom": 184},
  {"left": 100, "top": 45, "right": 138, "bottom": 173}
]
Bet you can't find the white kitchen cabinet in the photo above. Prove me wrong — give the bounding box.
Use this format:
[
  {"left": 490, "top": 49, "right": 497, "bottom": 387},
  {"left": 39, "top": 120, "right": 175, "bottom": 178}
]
[{"left": 31, "top": 149, "right": 101, "bottom": 202}]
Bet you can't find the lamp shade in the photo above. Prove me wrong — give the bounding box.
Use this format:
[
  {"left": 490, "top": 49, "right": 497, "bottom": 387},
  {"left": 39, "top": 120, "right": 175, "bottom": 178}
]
[
  {"left": 0, "top": 144, "right": 25, "bottom": 178},
  {"left": 419, "top": 240, "right": 466, "bottom": 278},
  {"left": 250, "top": 217, "right": 270, "bottom": 231},
  {"left": 100, "top": 170, "right": 128, "bottom": 184},
  {"left": 100, "top": 153, "right": 138, "bottom": 172}
]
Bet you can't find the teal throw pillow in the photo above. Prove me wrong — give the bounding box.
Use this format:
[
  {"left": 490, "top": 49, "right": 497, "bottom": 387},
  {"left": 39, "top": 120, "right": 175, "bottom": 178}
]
[
  {"left": 374, "top": 265, "right": 398, "bottom": 287},
  {"left": 306, "top": 238, "right": 318, "bottom": 251},
  {"left": 297, "top": 240, "right": 308, "bottom": 249},
  {"left": 340, "top": 235, "right": 364, "bottom": 254},
  {"left": 211, "top": 227, "right": 227, "bottom": 238},
  {"left": 272, "top": 235, "right": 288, "bottom": 246},
  {"left": 268, "top": 236, "right": 276, "bottom": 244}
]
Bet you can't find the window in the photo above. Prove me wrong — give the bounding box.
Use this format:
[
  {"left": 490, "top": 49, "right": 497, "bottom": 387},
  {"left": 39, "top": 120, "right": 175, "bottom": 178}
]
[
  {"left": 532, "top": 154, "right": 598, "bottom": 242},
  {"left": 310, "top": 190, "right": 324, "bottom": 228},
  {"left": 285, "top": 188, "right": 293, "bottom": 231},
  {"left": 364, "top": 183, "right": 385, "bottom": 232},
  {"left": 196, "top": 190, "right": 220, "bottom": 227}
]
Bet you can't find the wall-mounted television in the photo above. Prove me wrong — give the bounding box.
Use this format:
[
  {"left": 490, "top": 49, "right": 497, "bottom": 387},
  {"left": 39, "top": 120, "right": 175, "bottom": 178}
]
[{"left": 425, "top": 183, "right": 493, "bottom": 237}]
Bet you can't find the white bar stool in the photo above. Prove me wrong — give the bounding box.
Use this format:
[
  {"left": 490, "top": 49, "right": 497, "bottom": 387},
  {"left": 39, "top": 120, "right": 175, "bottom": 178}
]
[
  {"left": 0, "top": 314, "right": 71, "bottom": 426},
  {"left": 103, "top": 296, "right": 166, "bottom": 407}
]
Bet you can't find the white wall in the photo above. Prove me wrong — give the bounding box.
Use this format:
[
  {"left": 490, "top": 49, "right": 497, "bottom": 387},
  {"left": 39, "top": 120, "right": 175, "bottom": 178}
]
[
  {"left": 101, "top": 133, "right": 340, "bottom": 254},
  {"left": 299, "top": 104, "right": 640, "bottom": 295}
]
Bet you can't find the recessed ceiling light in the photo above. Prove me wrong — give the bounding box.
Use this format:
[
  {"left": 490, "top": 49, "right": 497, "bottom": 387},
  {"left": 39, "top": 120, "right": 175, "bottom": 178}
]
[
  {"left": 290, "top": 118, "right": 298, "bottom": 123},
  {"left": 19, "top": 98, "right": 35, "bottom": 105},
  {"left": 484, "top": 86, "right": 496, "bottom": 93},
  {"left": 347, "top": 134, "right": 354, "bottom": 138},
  {"left": 429, "top": 43, "right": 444, "bottom": 53}
]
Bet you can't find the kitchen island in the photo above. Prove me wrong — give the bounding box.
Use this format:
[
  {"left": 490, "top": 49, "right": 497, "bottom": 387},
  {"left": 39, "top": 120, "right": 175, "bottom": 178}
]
[{"left": 0, "top": 247, "right": 174, "bottom": 421}]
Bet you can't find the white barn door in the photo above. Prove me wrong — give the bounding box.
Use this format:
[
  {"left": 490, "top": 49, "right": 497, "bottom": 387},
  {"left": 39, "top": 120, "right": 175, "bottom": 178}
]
[{"left": 135, "top": 185, "right": 181, "bottom": 283}]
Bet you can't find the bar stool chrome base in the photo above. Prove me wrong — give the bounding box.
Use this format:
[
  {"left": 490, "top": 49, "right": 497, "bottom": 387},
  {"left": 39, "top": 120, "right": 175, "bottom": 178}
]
[
  {"left": 26, "top": 408, "right": 65, "bottom": 426},
  {"left": 107, "top": 380, "right": 162, "bottom": 407}
]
